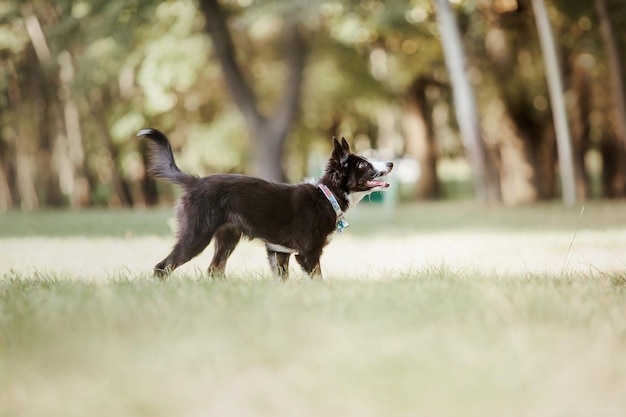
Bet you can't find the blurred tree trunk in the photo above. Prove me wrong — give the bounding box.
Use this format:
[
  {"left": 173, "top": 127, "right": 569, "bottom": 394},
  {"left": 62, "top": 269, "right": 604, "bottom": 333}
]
[
  {"left": 21, "top": 4, "right": 91, "bottom": 208},
  {"left": 0, "top": 164, "right": 11, "bottom": 211},
  {"left": 482, "top": 8, "right": 552, "bottom": 204},
  {"left": 199, "top": 0, "right": 306, "bottom": 182},
  {"left": 594, "top": 0, "right": 626, "bottom": 197},
  {"left": 595, "top": 0, "right": 626, "bottom": 150},
  {"left": 495, "top": 111, "right": 539, "bottom": 204},
  {"left": 600, "top": 132, "right": 626, "bottom": 198},
  {"left": 20, "top": 4, "right": 54, "bottom": 209},
  {"left": 530, "top": 0, "right": 577, "bottom": 205},
  {"left": 14, "top": 112, "right": 39, "bottom": 211},
  {"left": 402, "top": 77, "right": 440, "bottom": 199},
  {"left": 568, "top": 56, "right": 592, "bottom": 199},
  {"left": 7, "top": 47, "right": 39, "bottom": 211},
  {"left": 89, "top": 92, "right": 135, "bottom": 207},
  {"left": 0, "top": 130, "right": 12, "bottom": 210},
  {"left": 434, "top": 0, "right": 497, "bottom": 203},
  {"left": 57, "top": 51, "right": 90, "bottom": 207}
]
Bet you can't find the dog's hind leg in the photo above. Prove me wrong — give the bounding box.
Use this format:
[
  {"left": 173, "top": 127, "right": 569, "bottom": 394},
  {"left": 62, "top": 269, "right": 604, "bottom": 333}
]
[
  {"left": 154, "top": 230, "right": 214, "bottom": 278},
  {"left": 208, "top": 224, "right": 241, "bottom": 277},
  {"left": 266, "top": 249, "right": 291, "bottom": 281}
]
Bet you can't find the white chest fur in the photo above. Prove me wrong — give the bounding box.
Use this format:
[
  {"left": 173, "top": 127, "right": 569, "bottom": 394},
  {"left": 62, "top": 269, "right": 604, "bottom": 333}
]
[
  {"left": 265, "top": 242, "right": 296, "bottom": 254},
  {"left": 265, "top": 233, "right": 334, "bottom": 255}
]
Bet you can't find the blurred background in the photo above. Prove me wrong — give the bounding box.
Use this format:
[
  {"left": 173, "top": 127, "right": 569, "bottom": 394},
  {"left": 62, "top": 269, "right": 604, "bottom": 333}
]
[{"left": 1, "top": 0, "right": 626, "bottom": 211}]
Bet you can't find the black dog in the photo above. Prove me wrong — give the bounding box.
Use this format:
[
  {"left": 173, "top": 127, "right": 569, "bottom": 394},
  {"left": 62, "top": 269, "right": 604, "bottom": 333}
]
[{"left": 138, "top": 128, "right": 393, "bottom": 280}]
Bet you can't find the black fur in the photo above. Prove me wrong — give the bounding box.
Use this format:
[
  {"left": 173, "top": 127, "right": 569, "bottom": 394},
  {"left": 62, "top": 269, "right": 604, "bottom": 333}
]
[{"left": 137, "top": 128, "right": 393, "bottom": 280}]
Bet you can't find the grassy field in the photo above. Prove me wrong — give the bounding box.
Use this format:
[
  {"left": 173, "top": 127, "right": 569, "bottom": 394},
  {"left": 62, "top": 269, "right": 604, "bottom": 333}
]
[{"left": 2, "top": 201, "right": 626, "bottom": 416}]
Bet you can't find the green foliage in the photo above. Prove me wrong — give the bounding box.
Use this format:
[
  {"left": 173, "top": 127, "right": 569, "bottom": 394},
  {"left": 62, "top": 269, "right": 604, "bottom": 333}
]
[{"left": 2, "top": 0, "right": 626, "bottom": 207}]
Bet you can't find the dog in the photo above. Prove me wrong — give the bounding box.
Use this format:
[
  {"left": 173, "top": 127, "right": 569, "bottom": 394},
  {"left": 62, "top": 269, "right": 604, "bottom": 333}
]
[{"left": 137, "top": 128, "right": 393, "bottom": 280}]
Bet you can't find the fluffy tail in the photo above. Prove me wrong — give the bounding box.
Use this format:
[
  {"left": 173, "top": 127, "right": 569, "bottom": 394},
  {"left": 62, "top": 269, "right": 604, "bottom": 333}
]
[{"left": 137, "top": 128, "right": 197, "bottom": 187}]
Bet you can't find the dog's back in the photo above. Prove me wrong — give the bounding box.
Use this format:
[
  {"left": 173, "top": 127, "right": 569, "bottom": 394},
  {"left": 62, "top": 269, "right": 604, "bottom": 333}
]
[{"left": 180, "top": 174, "right": 335, "bottom": 247}]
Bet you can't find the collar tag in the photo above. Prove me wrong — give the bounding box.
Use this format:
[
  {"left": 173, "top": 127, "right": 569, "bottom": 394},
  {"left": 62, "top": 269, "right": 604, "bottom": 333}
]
[{"left": 336, "top": 218, "right": 350, "bottom": 233}]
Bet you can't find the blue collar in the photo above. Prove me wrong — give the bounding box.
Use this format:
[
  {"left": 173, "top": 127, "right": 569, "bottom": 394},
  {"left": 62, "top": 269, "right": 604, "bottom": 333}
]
[{"left": 317, "top": 184, "right": 349, "bottom": 233}]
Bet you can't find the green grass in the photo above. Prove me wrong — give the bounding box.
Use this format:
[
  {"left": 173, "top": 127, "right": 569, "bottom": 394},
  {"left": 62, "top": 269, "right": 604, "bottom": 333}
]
[
  {"left": 2, "top": 200, "right": 625, "bottom": 238},
  {"left": 0, "top": 208, "right": 172, "bottom": 238},
  {"left": 2, "top": 202, "right": 626, "bottom": 416},
  {"left": 2, "top": 272, "right": 626, "bottom": 416}
]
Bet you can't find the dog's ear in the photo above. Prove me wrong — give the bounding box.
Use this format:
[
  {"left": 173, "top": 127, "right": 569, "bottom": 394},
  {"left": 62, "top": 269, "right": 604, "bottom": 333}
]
[
  {"left": 341, "top": 136, "right": 351, "bottom": 153},
  {"left": 332, "top": 136, "right": 349, "bottom": 164}
]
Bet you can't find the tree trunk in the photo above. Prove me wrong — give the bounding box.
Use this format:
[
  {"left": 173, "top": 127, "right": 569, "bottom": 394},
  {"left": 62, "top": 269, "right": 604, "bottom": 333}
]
[
  {"left": 600, "top": 132, "right": 626, "bottom": 198},
  {"left": 599, "top": 132, "right": 625, "bottom": 197},
  {"left": 595, "top": 0, "right": 626, "bottom": 151},
  {"left": 8, "top": 48, "right": 39, "bottom": 211},
  {"left": 58, "top": 51, "right": 90, "bottom": 207},
  {"left": 251, "top": 121, "right": 288, "bottom": 183},
  {"left": 101, "top": 122, "right": 134, "bottom": 207},
  {"left": 568, "top": 55, "right": 592, "bottom": 199},
  {"left": 89, "top": 92, "right": 135, "bottom": 207},
  {"left": 530, "top": 0, "right": 577, "bottom": 205},
  {"left": 0, "top": 160, "right": 12, "bottom": 211},
  {"left": 198, "top": 0, "right": 306, "bottom": 182},
  {"left": 483, "top": 9, "right": 551, "bottom": 203},
  {"left": 402, "top": 77, "right": 440, "bottom": 199},
  {"left": 21, "top": 4, "right": 91, "bottom": 208},
  {"left": 15, "top": 108, "right": 39, "bottom": 211},
  {"left": 495, "top": 111, "right": 538, "bottom": 204},
  {"left": 434, "top": 0, "right": 495, "bottom": 203},
  {"left": 536, "top": 123, "right": 558, "bottom": 198}
]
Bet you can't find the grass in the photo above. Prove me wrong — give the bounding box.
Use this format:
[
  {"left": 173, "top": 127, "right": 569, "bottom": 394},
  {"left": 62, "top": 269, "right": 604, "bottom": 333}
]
[
  {"left": 0, "top": 208, "right": 173, "bottom": 238},
  {"left": 2, "top": 201, "right": 626, "bottom": 416},
  {"left": 3, "top": 199, "right": 626, "bottom": 238}
]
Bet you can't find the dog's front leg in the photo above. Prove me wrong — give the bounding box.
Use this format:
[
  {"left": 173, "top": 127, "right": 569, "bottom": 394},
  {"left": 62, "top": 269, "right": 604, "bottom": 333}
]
[
  {"left": 295, "top": 252, "right": 323, "bottom": 281},
  {"left": 307, "top": 263, "right": 323, "bottom": 281}
]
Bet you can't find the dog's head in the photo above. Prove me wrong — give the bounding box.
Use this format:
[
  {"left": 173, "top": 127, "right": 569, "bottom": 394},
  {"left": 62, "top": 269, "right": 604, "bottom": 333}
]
[{"left": 326, "top": 136, "right": 394, "bottom": 197}]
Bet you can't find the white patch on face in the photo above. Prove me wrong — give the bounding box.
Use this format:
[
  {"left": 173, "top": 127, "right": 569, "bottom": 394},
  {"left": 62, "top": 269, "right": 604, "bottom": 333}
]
[{"left": 369, "top": 159, "right": 392, "bottom": 175}]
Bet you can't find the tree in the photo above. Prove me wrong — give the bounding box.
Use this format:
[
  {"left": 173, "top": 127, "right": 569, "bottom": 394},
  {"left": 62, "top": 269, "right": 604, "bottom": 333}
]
[
  {"left": 434, "top": 0, "right": 496, "bottom": 203},
  {"left": 198, "top": 0, "right": 307, "bottom": 182},
  {"left": 402, "top": 76, "right": 441, "bottom": 199},
  {"left": 4, "top": 0, "right": 626, "bottom": 209},
  {"left": 595, "top": 0, "right": 626, "bottom": 150},
  {"left": 481, "top": 3, "right": 559, "bottom": 204},
  {"left": 531, "top": 0, "right": 577, "bottom": 205}
]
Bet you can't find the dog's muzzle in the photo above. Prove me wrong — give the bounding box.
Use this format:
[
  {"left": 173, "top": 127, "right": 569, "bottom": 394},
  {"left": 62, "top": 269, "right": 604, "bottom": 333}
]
[{"left": 367, "top": 162, "right": 393, "bottom": 189}]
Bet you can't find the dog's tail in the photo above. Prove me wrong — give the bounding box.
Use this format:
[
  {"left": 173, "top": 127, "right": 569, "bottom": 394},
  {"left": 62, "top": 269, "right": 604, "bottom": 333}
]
[{"left": 137, "top": 128, "right": 197, "bottom": 187}]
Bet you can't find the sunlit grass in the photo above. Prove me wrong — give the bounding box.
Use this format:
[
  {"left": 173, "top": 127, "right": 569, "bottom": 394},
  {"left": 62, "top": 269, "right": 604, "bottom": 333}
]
[
  {"left": 2, "top": 270, "right": 626, "bottom": 417},
  {"left": 2, "top": 202, "right": 626, "bottom": 416}
]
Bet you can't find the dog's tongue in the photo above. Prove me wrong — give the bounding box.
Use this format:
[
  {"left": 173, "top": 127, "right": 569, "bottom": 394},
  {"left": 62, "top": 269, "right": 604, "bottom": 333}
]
[{"left": 367, "top": 179, "right": 389, "bottom": 189}]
